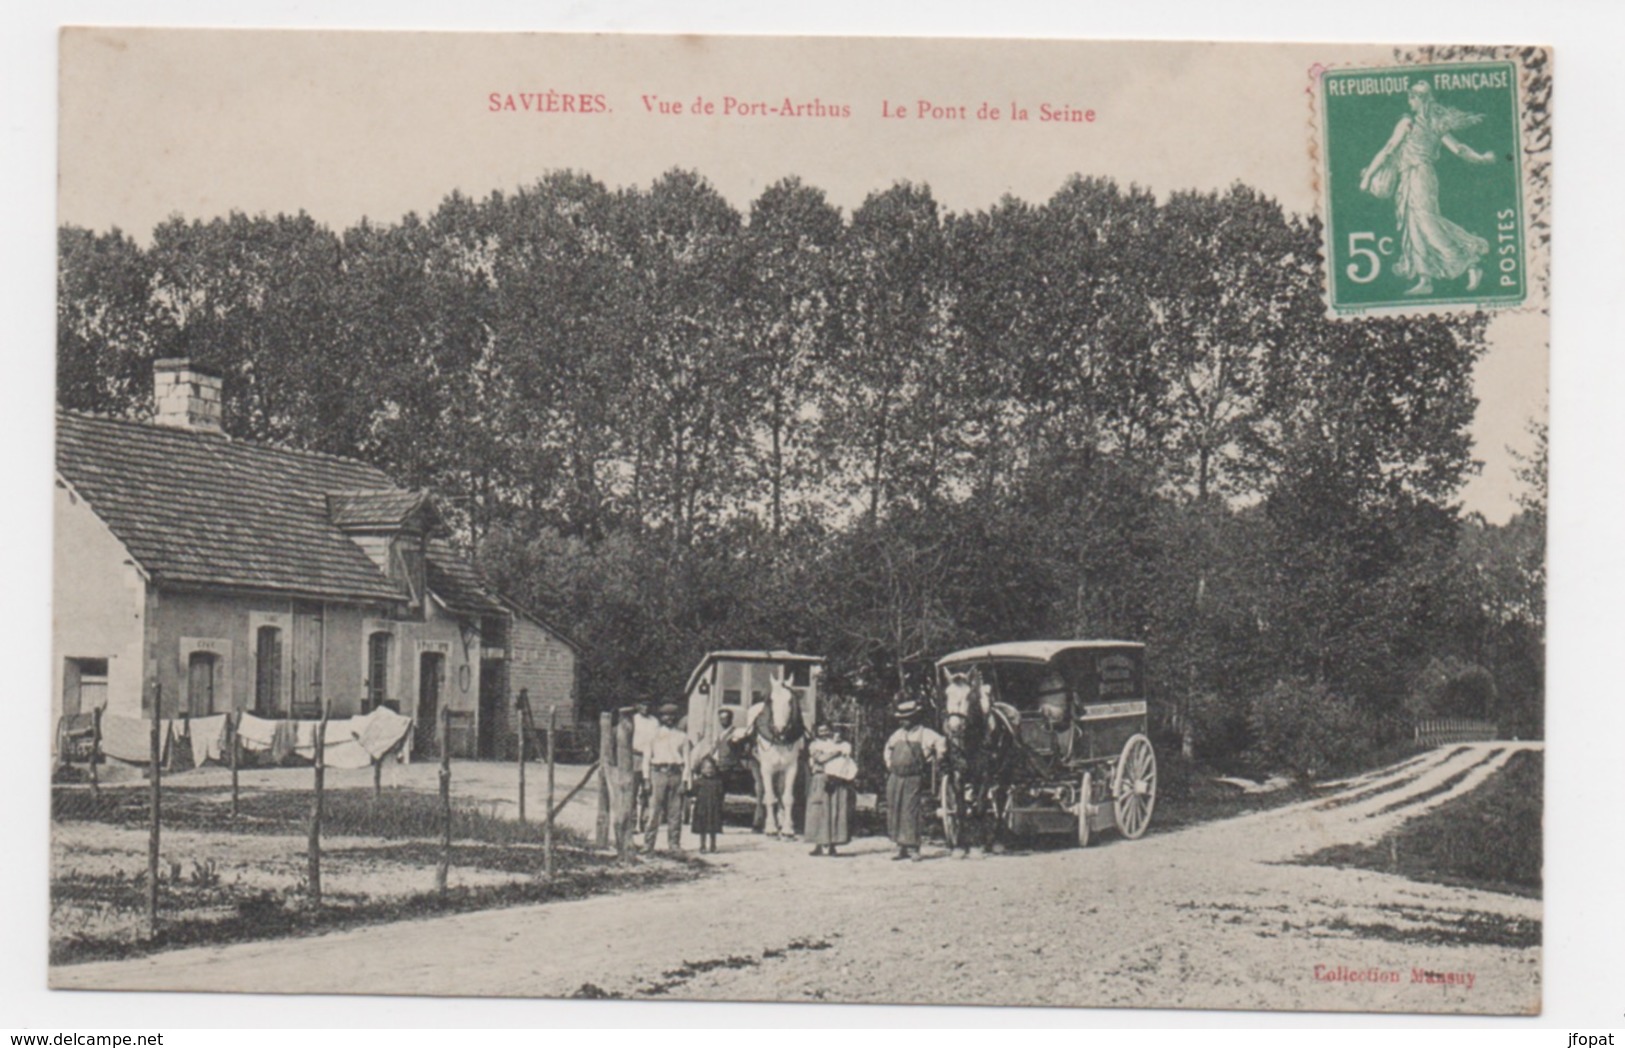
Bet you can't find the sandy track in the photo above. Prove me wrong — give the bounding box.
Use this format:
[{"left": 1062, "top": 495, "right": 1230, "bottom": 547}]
[{"left": 53, "top": 743, "right": 1541, "bottom": 1015}]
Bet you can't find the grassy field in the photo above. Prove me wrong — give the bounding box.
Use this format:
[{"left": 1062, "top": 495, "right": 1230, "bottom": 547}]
[
  {"left": 1297, "top": 749, "right": 1542, "bottom": 898},
  {"left": 50, "top": 784, "right": 702, "bottom": 965}
]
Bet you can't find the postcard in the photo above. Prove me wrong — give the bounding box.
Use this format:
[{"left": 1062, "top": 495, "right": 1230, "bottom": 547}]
[{"left": 50, "top": 28, "right": 1548, "bottom": 1014}]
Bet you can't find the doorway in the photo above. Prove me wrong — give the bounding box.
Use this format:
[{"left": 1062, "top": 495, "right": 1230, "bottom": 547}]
[
  {"left": 478, "top": 659, "right": 505, "bottom": 759},
  {"left": 187, "top": 651, "right": 220, "bottom": 716},
  {"left": 417, "top": 652, "right": 445, "bottom": 757}
]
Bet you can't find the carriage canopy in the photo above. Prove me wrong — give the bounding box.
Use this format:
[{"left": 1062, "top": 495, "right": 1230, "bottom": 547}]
[
  {"left": 683, "top": 650, "right": 823, "bottom": 763},
  {"left": 936, "top": 640, "right": 1145, "bottom": 710}
]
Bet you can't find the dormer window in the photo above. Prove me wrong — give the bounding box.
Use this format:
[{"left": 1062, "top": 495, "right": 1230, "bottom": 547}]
[{"left": 397, "top": 541, "right": 427, "bottom": 608}]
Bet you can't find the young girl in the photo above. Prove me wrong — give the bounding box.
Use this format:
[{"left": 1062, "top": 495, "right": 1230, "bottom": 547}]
[{"left": 689, "top": 755, "right": 726, "bottom": 853}]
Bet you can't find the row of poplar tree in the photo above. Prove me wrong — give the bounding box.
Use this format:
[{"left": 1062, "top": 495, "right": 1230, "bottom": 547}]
[{"left": 57, "top": 170, "right": 1545, "bottom": 777}]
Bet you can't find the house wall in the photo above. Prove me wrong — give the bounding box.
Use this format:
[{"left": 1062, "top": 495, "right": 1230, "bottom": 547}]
[
  {"left": 415, "top": 597, "right": 482, "bottom": 757},
  {"left": 497, "top": 615, "right": 578, "bottom": 759},
  {"left": 52, "top": 481, "right": 147, "bottom": 731},
  {"left": 148, "top": 594, "right": 379, "bottom": 719},
  {"left": 54, "top": 479, "right": 489, "bottom": 758}
]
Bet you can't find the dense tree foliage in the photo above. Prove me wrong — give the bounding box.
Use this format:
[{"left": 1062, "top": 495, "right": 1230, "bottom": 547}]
[{"left": 57, "top": 170, "right": 1546, "bottom": 774}]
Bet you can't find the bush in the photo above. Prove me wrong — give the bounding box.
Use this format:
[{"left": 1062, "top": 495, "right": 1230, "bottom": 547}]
[
  {"left": 1244, "top": 678, "right": 1372, "bottom": 781},
  {"left": 1183, "top": 689, "right": 1253, "bottom": 766},
  {"left": 1405, "top": 656, "right": 1498, "bottom": 721}
]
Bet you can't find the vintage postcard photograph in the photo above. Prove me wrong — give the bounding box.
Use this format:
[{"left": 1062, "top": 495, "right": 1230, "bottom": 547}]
[{"left": 47, "top": 28, "right": 1549, "bottom": 1015}]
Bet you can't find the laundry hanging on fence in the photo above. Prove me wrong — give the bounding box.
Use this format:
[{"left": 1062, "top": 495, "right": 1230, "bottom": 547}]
[
  {"left": 353, "top": 707, "right": 414, "bottom": 761},
  {"left": 97, "top": 714, "right": 171, "bottom": 765},
  {"left": 188, "top": 714, "right": 230, "bottom": 765},
  {"left": 167, "top": 722, "right": 197, "bottom": 771},
  {"left": 321, "top": 707, "right": 414, "bottom": 769},
  {"left": 232, "top": 709, "right": 413, "bottom": 768},
  {"left": 234, "top": 712, "right": 278, "bottom": 750},
  {"left": 271, "top": 719, "right": 298, "bottom": 764}
]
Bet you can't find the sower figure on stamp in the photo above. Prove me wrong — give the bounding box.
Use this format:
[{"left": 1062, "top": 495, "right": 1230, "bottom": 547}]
[
  {"left": 884, "top": 697, "right": 946, "bottom": 861},
  {"left": 1360, "top": 80, "right": 1495, "bottom": 296},
  {"left": 642, "top": 702, "right": 691, "bottom": 852}
]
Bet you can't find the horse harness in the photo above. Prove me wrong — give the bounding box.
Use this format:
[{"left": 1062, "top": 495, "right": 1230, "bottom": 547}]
[{"left": 755, "top": 692, "right": 804, "bottom": 747}]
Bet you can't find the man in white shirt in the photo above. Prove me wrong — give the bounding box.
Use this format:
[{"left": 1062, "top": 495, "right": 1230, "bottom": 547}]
[
  {"left": 642, "top": 703, "right": 691, "bottom": 852},
  {"left": 630, "top": 698, "right": 659, "bottom": 831}
]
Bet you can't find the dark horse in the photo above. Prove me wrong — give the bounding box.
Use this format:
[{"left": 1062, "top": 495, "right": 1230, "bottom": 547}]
[{"left": 938, "top": 670, "right": 1017, "bottom": 855}]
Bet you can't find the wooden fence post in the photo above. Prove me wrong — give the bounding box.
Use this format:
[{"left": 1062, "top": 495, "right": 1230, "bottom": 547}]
[
  {"left": 89, "top": 705, "right": 102, "bottom": 800},
  {"left": 595, "top": 711, "right": 612, "bottom": 847},
  {"left": 373, "top": 753, "right": 383, "bottom": 801},
  {"left": 436, "top": 705, "right": 452, "bottom": 898},
  {"left": 544, "top": 709, "right": 557, "bottom": 878},
  {"left": 308, "top": 701, "right": 329, "bottom": 908},
  {"left": 516, "top": 689, "right": 531, "bottom": 824},
  {"left": 229, "top": 710, "right": 240, "bottom": 818},
  {"left": 607, "top": 711, "right": 635, "bottom": 859},
  {"left": 147, "top": 681, "right": 161, "bottom": 937}
]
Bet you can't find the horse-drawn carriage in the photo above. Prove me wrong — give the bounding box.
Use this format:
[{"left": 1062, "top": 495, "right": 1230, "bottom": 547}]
[
  {"left": 683, "top": 650, "right": 823, "bottom": 835},
  {"left": 934, "top": 640, "right": 1156, "bottom": 848}
]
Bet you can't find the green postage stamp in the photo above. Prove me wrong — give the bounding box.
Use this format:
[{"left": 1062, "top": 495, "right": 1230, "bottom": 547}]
[{"left": 1318, "top": 61, "right": 1526, "bottom": 316}]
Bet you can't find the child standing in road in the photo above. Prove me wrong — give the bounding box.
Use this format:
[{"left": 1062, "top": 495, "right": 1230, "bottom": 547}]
[{"left": 690, "top": 756, "right": 725, "bottom": 854}]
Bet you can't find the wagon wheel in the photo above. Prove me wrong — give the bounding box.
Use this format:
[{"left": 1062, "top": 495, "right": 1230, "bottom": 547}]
[
  {"left": 938, "top": 769, "right": 963, "bottom": 849},
  {"left": 1075, "top": 770, "right": 1093, "bottom": 848},
  {"left": 1111, "top": 734, "right": 1157, "bottom": 840}
]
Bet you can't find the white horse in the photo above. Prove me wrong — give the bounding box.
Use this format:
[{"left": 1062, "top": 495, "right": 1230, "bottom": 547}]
[{"left": 746, "top": 676, "right": 807, "bottom": 837}]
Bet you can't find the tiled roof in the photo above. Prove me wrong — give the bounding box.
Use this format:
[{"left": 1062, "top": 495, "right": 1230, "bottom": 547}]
[
  {"left": 426, "top": 539, "right": 509, "bottom": 618},
  {"left": 57, "top": 410, "right": 464, "bottom": 607},
  {"left": 327, "top": 490, "right": 431, "bottom": 530}
]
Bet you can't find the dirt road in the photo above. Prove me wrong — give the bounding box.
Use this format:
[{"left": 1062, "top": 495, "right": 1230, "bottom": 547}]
[{"left": 53, "top": 743, "right": 1541, "bottom": 1014}]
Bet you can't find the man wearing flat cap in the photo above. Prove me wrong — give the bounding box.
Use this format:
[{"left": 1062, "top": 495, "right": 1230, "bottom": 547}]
[
  {"left": 643, "top": 701, "right": 692, "bottom": 852},
  {"left": 883, "top": 696, "right": 947, "bottom": 861}
]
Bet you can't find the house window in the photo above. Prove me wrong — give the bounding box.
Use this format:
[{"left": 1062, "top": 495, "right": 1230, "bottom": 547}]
[
  {"left": 367, "top": 631, "right": 395, "bottom": 712},
  {"left": 255, "top": 626, "right": 283, "bottom": 715},
  {"left": 62, "top": 657, "right": 108, "bottom": 718},
  {"left": 188, "top": 651, "right": 221, "bottom": 716}
]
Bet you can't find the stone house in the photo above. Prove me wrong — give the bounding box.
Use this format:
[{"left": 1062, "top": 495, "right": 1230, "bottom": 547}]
[{"left": 53, "top": 359, "right": 578, "bottom": 758}]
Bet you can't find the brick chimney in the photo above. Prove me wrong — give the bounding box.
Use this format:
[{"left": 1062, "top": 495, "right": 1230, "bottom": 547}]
[{"left": 152, "top": 358, "right": 224, "bottom": 433}]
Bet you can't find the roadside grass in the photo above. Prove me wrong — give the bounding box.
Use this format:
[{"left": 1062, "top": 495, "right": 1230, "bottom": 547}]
[
  {"left": 50, "top": 785, "right": 705, "bottom": 966},
  {"left": 1295, "top": 748, "right": 1541, "bottom": 898},
  {"left": 50, "top": 852, "right": 698, "bottom": 967},
  {"left": 54, "top": 785, "right": 545, "bottom": 844},
  {"left": 1145, "top": 754, "right": 1318, "bottom": 836}
]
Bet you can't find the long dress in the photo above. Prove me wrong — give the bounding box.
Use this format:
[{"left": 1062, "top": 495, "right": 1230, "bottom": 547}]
[
  {"left": 690, "top": 773, "right": 725, "bottom": 835},
  {"left": 1373, "top": 104, "right": 1490, "bottom": 282},
  {"left": 805, "top": 738, "right": 853, "bottom": 847}
]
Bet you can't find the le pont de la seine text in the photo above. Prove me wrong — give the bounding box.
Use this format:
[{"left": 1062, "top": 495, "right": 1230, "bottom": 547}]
[
  {"left": 1313, "top": 964, "right": 1476, "bottom": 990},
  {"left": 484, "top": 90, "right": 1097, "bottom": 125}
]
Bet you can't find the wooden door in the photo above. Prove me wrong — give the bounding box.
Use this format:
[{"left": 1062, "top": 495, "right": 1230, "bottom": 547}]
[
  {"left": 292, "top": 605, "right": 324, "bottom": 717},
  {"left": 188, "top": 652, "right": 218, "bottom": 716},
  {"left": 255, "top": 626, "right": 283, "bottom": 715},
  {"left": 416, "top": 652, "right": 445, "bottom": 756}
]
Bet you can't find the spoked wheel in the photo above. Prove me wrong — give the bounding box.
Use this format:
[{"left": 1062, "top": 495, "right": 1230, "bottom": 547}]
[
  {"left": 1076, "top": 770, "right": 1093, "bottom": 848},
  {"left": 1111, "top": 734, "right": 1157, "bottom": 840},
  {"left": 938, "top": 770, "right": 963, "bottom": 849}
]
